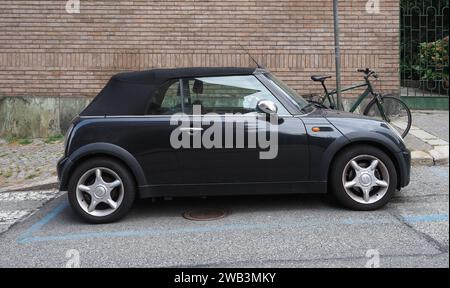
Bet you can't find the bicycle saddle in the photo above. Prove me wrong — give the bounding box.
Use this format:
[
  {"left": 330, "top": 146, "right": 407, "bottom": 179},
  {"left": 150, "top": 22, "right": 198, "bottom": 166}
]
[{"left": 311, "top": 75, "right": 332, "bottom": 82}]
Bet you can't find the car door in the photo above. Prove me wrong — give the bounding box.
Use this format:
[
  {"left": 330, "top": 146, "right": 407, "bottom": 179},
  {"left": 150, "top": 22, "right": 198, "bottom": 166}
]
[
  {"left": 177, "top": 75, "right": 309, "bottom": 189},
  {"left": 132, "top": 79, "right": 186, "bottom": 186}
]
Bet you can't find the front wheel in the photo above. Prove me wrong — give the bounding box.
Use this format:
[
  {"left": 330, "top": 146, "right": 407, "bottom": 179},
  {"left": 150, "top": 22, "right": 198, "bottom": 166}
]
[
  {"left": 330, "top": 145, "right": 397, "bottom": 210},
  {"left": 363, "top": 95, "right": 412, "bottom": 138}
]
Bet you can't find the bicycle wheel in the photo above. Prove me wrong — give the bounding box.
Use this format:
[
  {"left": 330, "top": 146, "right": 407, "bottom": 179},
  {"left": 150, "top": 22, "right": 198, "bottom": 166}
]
[{"left": 363, "top": 95, "right": 412, "bottom": 138}]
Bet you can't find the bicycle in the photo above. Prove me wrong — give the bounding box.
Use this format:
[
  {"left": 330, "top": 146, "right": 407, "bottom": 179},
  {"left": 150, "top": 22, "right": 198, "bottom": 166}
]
[{"left": 309, "top": 68, "right": 412, "bottom": 138}]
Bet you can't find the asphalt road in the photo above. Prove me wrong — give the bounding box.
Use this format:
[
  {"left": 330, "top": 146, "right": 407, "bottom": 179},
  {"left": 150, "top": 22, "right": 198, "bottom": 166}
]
[{"left": 0, "top": 165, "right": 448, "bottom": 268}]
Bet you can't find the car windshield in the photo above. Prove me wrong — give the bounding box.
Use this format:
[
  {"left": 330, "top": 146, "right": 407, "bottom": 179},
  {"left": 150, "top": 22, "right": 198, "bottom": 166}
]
[{"left": 263, "top": 73, "right": 309, "bottom": 112}]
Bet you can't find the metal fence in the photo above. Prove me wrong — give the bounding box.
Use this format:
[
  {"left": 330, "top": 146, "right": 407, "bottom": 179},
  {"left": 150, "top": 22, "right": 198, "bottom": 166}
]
[{"left": 400, "top": 0, "right": 449, "bottom": 108}]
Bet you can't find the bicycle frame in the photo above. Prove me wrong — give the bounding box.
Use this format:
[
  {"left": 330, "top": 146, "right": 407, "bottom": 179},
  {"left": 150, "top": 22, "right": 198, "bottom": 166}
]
[{"left": 324, "top": 77, "right": 387, "bottom": 119}]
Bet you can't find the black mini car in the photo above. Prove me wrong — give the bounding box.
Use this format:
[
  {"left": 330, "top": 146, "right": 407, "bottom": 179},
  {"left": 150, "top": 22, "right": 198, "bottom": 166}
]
[{"left": 57, "top": 67, "right": 411, "bottom": 223}]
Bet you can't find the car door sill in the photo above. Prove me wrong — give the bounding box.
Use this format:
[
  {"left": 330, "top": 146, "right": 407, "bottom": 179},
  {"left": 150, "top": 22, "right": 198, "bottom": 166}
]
[{"left": 138, "top": 181, "right": 327, "bottom": 198}]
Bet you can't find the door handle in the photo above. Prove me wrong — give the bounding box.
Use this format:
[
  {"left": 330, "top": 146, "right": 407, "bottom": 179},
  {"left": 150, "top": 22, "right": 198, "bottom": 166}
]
[{"left": 180, "top": 127, "right": 204, "bottom": 135}]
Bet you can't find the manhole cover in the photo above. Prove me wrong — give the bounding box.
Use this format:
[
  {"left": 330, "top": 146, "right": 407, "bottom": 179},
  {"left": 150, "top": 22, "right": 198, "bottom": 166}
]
[{"left": 183, "top": 208, "right": 228, "bottom": 221}]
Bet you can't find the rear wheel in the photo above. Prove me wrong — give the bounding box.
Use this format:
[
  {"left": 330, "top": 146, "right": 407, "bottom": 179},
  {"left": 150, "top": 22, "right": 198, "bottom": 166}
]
[
  {"left": 330, "top": 145, "right": 397, "bottom": 210},
  {"left": 363, "top": 95, "right": 412, "bottom": 138},
  {"left": 68, "top": 157, "right": 136, "bottom": 224}
]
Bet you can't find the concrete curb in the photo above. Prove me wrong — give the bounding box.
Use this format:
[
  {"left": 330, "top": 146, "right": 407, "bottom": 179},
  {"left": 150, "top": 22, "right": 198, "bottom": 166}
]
[{"left": 409, "top": 126, "right": 449, "bottom": 166}]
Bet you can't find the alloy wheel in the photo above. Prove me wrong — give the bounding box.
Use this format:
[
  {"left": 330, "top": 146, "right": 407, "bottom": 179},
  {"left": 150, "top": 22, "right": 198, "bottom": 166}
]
[
  {"left": 341, "top": 155, "right": 390, "bottom": 204},
  {"left": 75, "top": 167, "right": 124, "bottom": 217}
]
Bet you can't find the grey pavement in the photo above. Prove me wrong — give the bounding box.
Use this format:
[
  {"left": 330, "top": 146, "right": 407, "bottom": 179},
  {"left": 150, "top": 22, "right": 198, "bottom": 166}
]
[
  {"left": 0, "top": 139, "right": 62, "bottom": 192},
  {"left": 0, "top": 165, "right": 448, "bottom": 268},
  {"left": 404, "top": 134, "right": 433, "bottom": 152},
  {"left": 411, "top": 110, "right": 449, "bottom": 141},
  {"left": 404, "top": 110, "right": 449, "bottom": 166}
]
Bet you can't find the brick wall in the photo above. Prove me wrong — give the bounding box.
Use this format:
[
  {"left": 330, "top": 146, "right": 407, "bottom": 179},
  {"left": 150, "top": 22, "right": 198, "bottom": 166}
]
[{"left": 0, "top": 0, "right": 400, "bottom": 99}]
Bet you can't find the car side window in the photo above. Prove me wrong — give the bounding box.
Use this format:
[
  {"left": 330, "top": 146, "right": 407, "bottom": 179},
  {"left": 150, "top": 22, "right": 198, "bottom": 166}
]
[
  {"left": 182, "top": 75, "right": 289, "bottom": 115},
  {"left": 147, "top": 80, "right": 183, "bottom": 115}
]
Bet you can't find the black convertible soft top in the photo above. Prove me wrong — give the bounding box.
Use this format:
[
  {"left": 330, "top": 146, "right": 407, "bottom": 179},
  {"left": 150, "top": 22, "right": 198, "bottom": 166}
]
[{"left": 80, "top": 67, "right": 256, "bottom": 116}]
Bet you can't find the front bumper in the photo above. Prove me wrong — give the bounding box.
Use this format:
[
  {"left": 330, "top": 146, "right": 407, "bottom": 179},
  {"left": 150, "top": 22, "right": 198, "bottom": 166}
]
[{"left": 397, "top": 150, "right": 411, "bottom": 188}]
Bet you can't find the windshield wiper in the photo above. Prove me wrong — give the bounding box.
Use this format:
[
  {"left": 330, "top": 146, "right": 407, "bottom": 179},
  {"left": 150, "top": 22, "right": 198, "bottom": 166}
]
[
  {"left": 300, "top": 102, "right": 317, "bottom": 112},
  {"left": 301, "top": 101, "right": 329, "bottom": 112}
]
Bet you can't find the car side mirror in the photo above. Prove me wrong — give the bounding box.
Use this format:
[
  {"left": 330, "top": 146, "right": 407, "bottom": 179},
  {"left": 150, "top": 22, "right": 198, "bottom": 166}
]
[{"left": 257, "top": 100, "right": 278, "bottom": 115}]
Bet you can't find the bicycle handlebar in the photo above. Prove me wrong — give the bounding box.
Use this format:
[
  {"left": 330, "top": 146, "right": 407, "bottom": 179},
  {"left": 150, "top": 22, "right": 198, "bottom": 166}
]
[{"left": 357, "top": 68, "right": 378, "bottom": 79}]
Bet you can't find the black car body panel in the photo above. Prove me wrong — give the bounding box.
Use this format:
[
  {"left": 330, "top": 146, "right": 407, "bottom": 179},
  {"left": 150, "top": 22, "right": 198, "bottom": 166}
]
[
  {"left": 58, "top": 67, "right": 411, "bottom": 199},
  {"left": 324, "top": 110, "right": 410, "bottom": 188}
]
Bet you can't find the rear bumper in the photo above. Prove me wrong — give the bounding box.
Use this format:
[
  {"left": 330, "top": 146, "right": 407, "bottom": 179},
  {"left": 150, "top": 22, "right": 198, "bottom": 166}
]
[{"left": 57, "top": 156, "right": 72, "bottom": 191}]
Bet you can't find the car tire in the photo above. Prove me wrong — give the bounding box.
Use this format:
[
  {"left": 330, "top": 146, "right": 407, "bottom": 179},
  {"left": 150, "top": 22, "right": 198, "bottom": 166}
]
[
  {"left": 68, "top": 157, "right": 136, "bottom": 224},
  {"left": 330, "top": 145, "right": 397, "bottom": 210}
]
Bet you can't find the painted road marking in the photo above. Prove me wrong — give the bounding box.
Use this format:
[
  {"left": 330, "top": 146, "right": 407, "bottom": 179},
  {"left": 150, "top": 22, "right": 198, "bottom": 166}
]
[
  {"left": 403, "top": 214, "right": 449, "bottom": 223},
  {"left": 0, "top": 210, "right": 31, "bottom": 224},
  {"left": 18, "top": 202, "right": 69, "bottom": 242},
  {"left": 0, "top": 190, "right": 58, "bottom": 202},
  {"left": 0, "top": 189, "right": 61, "bottom": 236},
  {"left": 17, "top": 201, "right": 449, "bottom": 244}
]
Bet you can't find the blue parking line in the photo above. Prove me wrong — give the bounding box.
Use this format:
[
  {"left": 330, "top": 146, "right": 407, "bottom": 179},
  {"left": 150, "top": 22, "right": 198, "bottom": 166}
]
[
  {"left": 17, "top": 201, "right": 449, "bottom": 244},
  {"left": 18, "top": 201, "right": 69, "bottom": 243},
  {"left": 19, "top": 218, "right": 393, "bottom": 244},
  {"left": 403, "top": 214, "right": 449, "bottom": 223},
  {"left": 438, "top": 171, "right": 449, "bottom": 179},
  {"left": 433, "top": 166, "right": 449, "bottom": 178}
]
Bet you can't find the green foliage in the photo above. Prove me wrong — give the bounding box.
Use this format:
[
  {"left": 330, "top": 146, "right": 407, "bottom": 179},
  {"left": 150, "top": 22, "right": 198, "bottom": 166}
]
[
  {"left": 5, "top": 135, "right": 33, "bottom": 145},
  {"left": 3, "top": 169, "right": 13, "bottom": 178},
  {"left": 400, "top": 0, "right": 449, "bottom": 88},
  {"left": 44, "top": 134, "right": 64, "bottom": 144},
  {"left": 416, "top": 36, "right": 449, "bottom": 87},
  {"left": 25, "top": 174, "right": 38, "bottom": 180},
  {"left": 18, "top": 138, "right": 33, "bottom": 145},
  {"left": 5, "top": 135, "right": 17, "bottom": 144}
]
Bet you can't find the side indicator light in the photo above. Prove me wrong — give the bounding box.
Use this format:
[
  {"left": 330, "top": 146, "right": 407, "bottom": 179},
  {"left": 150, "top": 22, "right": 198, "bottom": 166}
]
[{"left": 312, "top": 127, "right": 321, "bottom": 132}]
